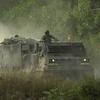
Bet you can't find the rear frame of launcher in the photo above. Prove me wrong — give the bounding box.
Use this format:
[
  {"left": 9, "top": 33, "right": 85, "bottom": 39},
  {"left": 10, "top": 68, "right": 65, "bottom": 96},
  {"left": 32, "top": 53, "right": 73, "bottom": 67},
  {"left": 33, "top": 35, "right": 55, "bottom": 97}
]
[{"left": 0, "top": 37, "right": 39, "bottom": 71}]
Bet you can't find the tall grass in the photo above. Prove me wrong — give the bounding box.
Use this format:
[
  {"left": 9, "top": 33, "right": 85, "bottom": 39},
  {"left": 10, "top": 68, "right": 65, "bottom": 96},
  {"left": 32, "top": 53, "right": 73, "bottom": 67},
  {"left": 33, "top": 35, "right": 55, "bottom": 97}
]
[
  {"left": 0, "top": 71, "right": 72, "bottom": 100},
  {"left": 0, "top": 71, "right": 100, "bottom": 100}
]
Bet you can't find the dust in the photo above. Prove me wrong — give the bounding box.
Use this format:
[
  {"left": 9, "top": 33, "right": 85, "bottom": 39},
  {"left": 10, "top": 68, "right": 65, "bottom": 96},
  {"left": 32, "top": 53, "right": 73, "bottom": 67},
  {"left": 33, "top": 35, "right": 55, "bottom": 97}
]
[
  {"left": 0, "top": 22, "right": 47, "bottom": 42},
  {"left": 0, "top": 23, "right": 12, "bottom": 42}
]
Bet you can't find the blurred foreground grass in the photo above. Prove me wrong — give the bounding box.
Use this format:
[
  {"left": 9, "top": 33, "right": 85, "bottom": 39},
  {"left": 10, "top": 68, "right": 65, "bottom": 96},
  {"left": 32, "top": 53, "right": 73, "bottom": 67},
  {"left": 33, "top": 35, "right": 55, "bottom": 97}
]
[{"left": 0, "top": 71, "right": 100, "bottom": 100}]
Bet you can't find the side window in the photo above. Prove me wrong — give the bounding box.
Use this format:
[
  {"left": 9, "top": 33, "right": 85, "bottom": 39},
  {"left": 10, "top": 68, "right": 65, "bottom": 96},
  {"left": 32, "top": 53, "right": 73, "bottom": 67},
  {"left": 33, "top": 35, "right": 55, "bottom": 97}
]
[{"left": 29, "top": 45, "right": 34, "bottom": 52}]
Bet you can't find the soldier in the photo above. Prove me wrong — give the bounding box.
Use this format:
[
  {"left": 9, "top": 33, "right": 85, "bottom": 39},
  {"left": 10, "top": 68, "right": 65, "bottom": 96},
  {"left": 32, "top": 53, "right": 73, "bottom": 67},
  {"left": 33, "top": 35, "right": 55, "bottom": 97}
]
[
  {"left": 41, "top": 30, "right": 57, "bottom": 56},
  {"left": 42, "top": 30, "right": 57, "bottom": 44}
]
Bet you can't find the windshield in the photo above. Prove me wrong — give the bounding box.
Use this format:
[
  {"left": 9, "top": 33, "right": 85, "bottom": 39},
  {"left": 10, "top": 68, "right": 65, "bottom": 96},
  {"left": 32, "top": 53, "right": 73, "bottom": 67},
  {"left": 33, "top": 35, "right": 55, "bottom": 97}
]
[{"left": 48, "top": 45, "right": 86, "bottom": 57}]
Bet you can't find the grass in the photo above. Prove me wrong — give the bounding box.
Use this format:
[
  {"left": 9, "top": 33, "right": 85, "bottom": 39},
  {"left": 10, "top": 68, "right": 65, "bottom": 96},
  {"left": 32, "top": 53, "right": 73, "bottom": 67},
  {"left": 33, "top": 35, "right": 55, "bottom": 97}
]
[
  {"left": 0, "top": 71, "right": 99, "bottom": 100},
  {"left": 0, "top": 71, "right": 72, "bottom": 100}
]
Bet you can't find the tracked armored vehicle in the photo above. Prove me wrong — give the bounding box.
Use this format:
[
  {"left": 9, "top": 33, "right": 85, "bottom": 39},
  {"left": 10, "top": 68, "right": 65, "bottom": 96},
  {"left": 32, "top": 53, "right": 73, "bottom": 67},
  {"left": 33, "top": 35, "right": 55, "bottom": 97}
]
[
  {"left": 0, "top": 35, "right": 94, "bottom": 79},
  {"left": 38, "top": 42, "right": 94, "bottom": 79}
]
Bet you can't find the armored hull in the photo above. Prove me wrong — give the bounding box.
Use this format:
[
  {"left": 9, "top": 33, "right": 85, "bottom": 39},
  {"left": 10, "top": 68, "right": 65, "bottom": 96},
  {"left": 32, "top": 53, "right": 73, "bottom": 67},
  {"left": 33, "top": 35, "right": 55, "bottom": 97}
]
[
  {"left": 38, "top": 42, "right": 94, "bottom": 79},
  {"left": 0, "top": 36, "right": 94, "bottom": 79}
]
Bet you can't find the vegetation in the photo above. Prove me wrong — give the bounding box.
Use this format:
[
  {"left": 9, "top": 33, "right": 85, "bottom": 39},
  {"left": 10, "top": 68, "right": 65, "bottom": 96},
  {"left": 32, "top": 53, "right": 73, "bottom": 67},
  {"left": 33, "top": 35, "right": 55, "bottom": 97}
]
[
  {"left": 0, "top": 0, "right": 99, "bottom": 36},
  {"left": 0, "top": 72, "right": 99, "bottom": 100},
  {"left": 0, "top": 1, "right": 100, "bottom": 99},
  {"left": 0, "top": 0, "right": 99, "bottom": 39}
]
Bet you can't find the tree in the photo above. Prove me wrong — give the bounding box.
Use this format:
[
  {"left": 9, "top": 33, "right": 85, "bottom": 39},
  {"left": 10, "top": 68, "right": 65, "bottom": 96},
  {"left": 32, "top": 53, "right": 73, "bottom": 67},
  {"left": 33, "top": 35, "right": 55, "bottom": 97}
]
[{"left": 77, "top": 0, "right": 94, "bottom": 37}]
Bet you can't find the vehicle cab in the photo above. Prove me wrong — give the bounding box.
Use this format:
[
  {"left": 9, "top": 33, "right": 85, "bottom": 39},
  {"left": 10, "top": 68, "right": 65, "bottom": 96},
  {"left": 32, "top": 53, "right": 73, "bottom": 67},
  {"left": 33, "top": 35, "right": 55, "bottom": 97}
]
[{"left": 38, "top": 42, "right": 94, "bottom": 79}]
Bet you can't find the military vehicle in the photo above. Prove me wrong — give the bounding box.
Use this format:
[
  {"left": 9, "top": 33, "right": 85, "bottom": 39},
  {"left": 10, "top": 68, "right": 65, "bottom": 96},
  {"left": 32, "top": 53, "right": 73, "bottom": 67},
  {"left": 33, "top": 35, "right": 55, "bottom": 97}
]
[
  {"left": 0, "top": 35, "right": 94, "bottom": 79},
  {"left": 38, "top": 42, "right": 94, "bottom": 79}
]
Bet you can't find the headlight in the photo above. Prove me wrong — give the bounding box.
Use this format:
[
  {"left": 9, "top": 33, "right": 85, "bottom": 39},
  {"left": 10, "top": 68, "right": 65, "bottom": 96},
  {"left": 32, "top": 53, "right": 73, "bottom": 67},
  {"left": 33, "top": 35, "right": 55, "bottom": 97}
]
[
  {"left": 83, "top": 58, "right": 87, "bottom": 62},
  {"left": 52, "top": 59, "right": 55, "bottom": 62},
  {"left": 49, "top": 59, "right": 55, "bottom": 63}
]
